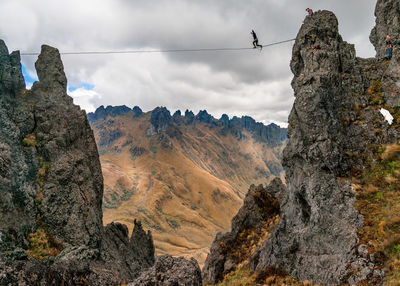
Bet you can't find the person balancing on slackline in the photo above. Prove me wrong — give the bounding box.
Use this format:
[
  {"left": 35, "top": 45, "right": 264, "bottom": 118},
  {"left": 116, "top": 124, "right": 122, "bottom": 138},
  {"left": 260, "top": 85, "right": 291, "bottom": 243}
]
[{"left": 251, "top": 29, "right": 263, "bottom": 49}]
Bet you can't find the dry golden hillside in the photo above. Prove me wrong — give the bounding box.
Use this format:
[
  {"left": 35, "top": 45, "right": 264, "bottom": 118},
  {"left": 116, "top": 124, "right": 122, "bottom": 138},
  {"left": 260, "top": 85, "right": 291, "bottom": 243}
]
[{"left": 90, "top": 108, "right": 286, "bottom": 266}]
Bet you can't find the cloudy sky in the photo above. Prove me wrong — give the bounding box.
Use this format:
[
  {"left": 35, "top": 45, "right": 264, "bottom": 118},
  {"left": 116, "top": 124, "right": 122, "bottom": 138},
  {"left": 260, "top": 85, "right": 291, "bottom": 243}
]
[{"left": 0, "top": 0, "right": 378, "bottom": 127}]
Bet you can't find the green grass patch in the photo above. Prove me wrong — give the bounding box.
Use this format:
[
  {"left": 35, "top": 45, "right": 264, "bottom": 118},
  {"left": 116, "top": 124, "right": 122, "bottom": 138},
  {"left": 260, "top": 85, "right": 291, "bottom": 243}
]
[
  {"left": 27, "top": 228, "right": 63, "bottom": 261},
  {"left": 22, "top": 134, "right": 37, "bottom": 147}
]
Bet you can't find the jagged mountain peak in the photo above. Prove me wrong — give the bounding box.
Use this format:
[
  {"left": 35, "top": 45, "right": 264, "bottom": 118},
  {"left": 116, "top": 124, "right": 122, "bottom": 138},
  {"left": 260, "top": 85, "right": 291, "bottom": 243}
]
[{"left": 89, "top": 105, "right": 288, "bottom": 147}]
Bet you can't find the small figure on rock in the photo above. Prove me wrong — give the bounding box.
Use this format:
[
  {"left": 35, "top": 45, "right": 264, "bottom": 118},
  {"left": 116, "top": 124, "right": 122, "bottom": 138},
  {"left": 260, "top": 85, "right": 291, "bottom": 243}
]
[
  {"left": 386, "top": 35, "right": 393, "bottom": 60},
  {"left": 251, "top": 30, "right": 263, "bottom": 50},
  {"left": 306, "top": 8, "right": 313, "bottom": 17}
]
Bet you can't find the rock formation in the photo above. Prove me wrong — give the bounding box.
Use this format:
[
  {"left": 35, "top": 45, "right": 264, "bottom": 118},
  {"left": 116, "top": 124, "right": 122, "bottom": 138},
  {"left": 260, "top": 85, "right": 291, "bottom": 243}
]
[
  {"left": 370, "top": 0, "right": 400, "bottom": 59},
  {"left": 250, "top": 10, "right": 368, "bottom": 284},
  {"left": 130, "top": 255, "right": 202, "bottom": 286},
  {"left": 0, "top": 40, "right": 199, "bottom": 285},
  {"left": 205, "top": 1, "right": 400, "bottom": 285},
  {"left": 202, "top": 180, "right": 282, "bottom": 284}
]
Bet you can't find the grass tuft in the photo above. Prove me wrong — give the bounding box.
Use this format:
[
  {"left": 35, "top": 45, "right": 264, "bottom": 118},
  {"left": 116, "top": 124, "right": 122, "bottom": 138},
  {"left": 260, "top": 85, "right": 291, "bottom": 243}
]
[
  {"left": 27, "top": 228, "right": 63, "bottom": 261},
  {"left": 22, "top": 134, "right": 37, "bottom": 147}
]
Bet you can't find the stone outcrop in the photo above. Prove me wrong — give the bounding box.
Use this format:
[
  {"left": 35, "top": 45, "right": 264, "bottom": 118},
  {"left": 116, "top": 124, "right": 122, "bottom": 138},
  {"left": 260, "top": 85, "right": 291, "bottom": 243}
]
[
  {"left": 250, "top": 11, "right": 366, "bottom": 284},
  {"left": 129, "top": 255, "right": 202, "bottom": 286},
  {"left": 33, "top": 44, "right": 104, "bottom": 249},
  {"left": 249, "top": 7, "right": 400, "bottom": 286},
  {"left": 205, "top": 2, "right": 400, "bottom": 285},
  {"left": 0, "top": 42, "right": 104, "bottom": 252},
  {"left": 370, "top": 0, "right": 400, "bottom": 58},
  {"left": 202, "top": 181, "right": 282, "bottom": 284},
  {"left": 0, "top": 40, "right": 199, "bottom": 285},
  {"left": 100, "top": 221, "right": 155, "bottom": 279},
  {"left": 147, "top": 106, "right": 173, "bottom": 135}
]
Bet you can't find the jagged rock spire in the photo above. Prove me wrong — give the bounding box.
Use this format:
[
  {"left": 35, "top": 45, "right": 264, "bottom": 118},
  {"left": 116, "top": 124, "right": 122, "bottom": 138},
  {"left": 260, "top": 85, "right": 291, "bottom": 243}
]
[{"left": 35, "top": 45, "right": 67, "bottom": 91}]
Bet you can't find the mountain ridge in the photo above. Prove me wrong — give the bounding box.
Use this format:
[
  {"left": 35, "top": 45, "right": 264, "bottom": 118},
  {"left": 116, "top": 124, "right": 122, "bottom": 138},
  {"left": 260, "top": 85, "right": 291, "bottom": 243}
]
[
  {"left": 88, "top": 105, "right": 287, "bottom": 145},
  {"left": 88, "top": 105, "right": 288, "bottom": 265}
]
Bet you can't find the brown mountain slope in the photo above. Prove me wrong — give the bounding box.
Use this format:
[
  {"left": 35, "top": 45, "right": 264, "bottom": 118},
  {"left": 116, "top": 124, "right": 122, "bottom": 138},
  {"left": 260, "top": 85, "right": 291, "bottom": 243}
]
[{"left": 89, "top": 106, "right": 287, "bottom": 265}]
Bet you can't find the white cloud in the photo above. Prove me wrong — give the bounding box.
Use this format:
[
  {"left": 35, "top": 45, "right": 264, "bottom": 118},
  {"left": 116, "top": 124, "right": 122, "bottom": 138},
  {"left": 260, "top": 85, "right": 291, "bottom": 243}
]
[
  {"left": 69, "top": 87, "right": 101, "bottom": 113},
  {"left": 0, "top": 0, "right": 378, "bottom": 127}
]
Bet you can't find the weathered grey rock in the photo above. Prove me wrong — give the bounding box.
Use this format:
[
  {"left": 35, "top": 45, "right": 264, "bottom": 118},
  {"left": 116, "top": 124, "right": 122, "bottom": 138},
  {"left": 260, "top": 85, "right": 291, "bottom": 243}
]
[
  {"left": 370, "top": 0, "right": 400, "bottom": 59},
  {"left": 202, "top": 182, "right": 281, "bottom": 284},
  {"left": 248, "top": 8, "right": 397, "bottom": 285},
  {"left": 0, "top": 40, "right": 36, "bottom": 253},
  {"left": 370, "top": 0, "right": 400, "bottom": 109},
  {"left": 252, "top": 12, "right": 365, "bottom": 284},
  {"left": 129, "top": 255, "right": 202, "bottom": 286},
  {"left": 147, "top": 106, "right": 173, "bottom": 135},
  {"left": 0, "top": 40, "right": 157, "bottom": 284},
  {"left": 0, "top": 258, "right": 122, "bottom": 286},
  {"left": 101, "top": 221, "right": 154, "bottom": 280},
  {"left": 35, "top": 44, "right": 67, "bottom": 91},
  {"left": 29, "top": 44, "right": 104, "bottom": 248}
]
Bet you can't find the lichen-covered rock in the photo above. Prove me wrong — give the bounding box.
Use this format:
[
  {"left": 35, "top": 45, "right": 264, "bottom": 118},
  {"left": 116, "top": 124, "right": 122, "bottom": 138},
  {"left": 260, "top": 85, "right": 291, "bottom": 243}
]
[
  {"left": 0, "top": 40, "right": 156, "bottom": 284},
  {"left": 0, "top": 258, "right": 122, "bottom": 286},
  {"left": 0, "top": 43, "right": 103, "bottom": 251},
  {"left": 370, "top": 0, "right": 400, "bottom": 59},
  {"left": 129, "top": 255, "right": 202, "bottom": 286},
  {"left": 202, "top": 182, "right": 281, "bottom": 284},
  {"left": 249, "top": 8, "right": 398, "bottom": 285},
  {"left": 101, "top": 221, "right": 154, "bottom": 279},
  {"left": 35, "top": 45, "right": 67, "bottom": 91},
  {"left": 31, "top": 44, "right": 104, "bottom": 248}
]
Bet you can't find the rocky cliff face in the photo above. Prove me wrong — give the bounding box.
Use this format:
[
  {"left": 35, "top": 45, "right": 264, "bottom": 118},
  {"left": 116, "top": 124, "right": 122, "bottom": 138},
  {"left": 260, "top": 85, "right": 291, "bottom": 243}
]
[
  {"left": 251, "top": 8, "right": 400, "bottom": 285},
  {"left": 370, "top": 0, "right": 400, "bottom": 59},
  {"left": 0, "top": 41, "right": 104, "bottom": 254},
  {"left": 251, "top": 10, "right": 369, "bottom": 284},
  {"left": 202, "top": 180, "right": 282, "bottom": 284},
  {"left": 0, "top": 40, "right": 200, "bottom": 285},
  {"left": 205, "top": 2, "right": 400, "bottom": 285}
]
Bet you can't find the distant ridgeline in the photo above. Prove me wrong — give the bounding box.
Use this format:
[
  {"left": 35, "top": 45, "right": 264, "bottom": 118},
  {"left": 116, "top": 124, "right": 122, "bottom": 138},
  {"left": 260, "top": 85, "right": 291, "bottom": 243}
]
[
  {"left": 87, "top": 105, "right": 288, "bottom": 147},
  {"left": 87, "top": 104, "right": 288, "bottom": 265}
]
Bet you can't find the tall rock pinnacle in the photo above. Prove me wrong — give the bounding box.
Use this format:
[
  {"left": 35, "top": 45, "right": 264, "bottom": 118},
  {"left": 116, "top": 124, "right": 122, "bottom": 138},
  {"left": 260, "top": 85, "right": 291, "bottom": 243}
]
[
  {"left": 35, "top": 45, "right": 67, "bottom": 91},
  {"left": 0, "top": 39, "right": 202, "bottom": 285},
  {"left": 250, "top": 11, "right": 364, "bottom": 284},
  {"left": 247, "top": 5, "right": 399, "bottom": 285}
]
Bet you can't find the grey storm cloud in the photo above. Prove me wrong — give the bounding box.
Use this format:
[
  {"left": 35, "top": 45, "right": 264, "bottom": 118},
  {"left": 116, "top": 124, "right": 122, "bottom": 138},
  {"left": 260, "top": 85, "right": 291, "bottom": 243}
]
[{"left": 0, "top": 0, "right": 377, "bottom": 126}]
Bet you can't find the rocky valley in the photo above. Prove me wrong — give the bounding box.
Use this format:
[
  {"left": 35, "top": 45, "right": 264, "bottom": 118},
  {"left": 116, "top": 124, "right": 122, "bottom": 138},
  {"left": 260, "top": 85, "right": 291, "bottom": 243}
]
[{"left": 88, "top": 105, "right": 287, "bottom": 265}]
